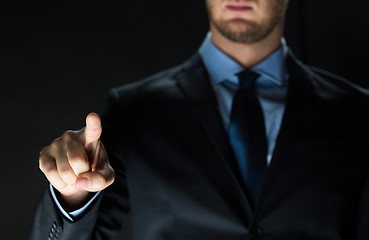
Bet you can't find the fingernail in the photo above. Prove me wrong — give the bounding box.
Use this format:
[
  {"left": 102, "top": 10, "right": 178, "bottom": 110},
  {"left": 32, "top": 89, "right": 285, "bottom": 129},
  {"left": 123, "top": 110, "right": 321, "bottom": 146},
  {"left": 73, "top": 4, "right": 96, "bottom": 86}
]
[{"left": 77, "top": 177, "right": 90, "bottom": 189}]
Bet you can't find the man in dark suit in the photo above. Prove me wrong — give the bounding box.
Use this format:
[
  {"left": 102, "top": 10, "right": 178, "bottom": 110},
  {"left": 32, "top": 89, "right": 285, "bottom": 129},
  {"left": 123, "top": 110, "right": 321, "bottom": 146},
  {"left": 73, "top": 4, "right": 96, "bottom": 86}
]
[{"left": 29, "top": 0, "right": 369, "bottom": 239}]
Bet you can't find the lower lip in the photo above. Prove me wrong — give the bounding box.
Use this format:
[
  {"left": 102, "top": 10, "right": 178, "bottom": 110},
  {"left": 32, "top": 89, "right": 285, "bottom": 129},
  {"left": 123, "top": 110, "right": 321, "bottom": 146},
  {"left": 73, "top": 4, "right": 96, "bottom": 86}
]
[{"left": 226, "top": 6, "right": 253, "bottom": 12}]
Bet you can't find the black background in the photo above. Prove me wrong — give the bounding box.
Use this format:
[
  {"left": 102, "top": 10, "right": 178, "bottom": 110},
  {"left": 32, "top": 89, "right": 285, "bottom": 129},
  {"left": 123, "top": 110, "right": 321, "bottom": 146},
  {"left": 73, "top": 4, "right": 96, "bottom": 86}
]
[{"left": 1, "top": 1, "right": 368, "bottom": 239}]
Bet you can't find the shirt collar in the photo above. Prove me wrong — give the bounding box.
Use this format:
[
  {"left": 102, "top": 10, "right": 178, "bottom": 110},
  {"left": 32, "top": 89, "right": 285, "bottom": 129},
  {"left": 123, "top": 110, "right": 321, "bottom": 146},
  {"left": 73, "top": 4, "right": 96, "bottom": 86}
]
[{"left": 199, "top": 32, "right": 288, "bottom": 86}]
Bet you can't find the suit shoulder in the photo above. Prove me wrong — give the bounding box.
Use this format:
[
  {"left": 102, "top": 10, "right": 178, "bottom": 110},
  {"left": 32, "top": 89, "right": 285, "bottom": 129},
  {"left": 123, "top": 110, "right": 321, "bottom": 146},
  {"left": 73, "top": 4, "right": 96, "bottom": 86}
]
[
  {"left": 306, "top": 65, "right": 369, "bottom": 99},
  {"left": 110, "top": 64, "right": 184, "bottom": 103}
]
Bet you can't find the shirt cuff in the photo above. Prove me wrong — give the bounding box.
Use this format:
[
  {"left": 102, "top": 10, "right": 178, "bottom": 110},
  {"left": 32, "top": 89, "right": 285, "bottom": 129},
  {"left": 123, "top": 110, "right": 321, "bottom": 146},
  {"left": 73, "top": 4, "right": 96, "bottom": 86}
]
[{"left": 49, "top": 183, "right": 101, "bottom": 222}]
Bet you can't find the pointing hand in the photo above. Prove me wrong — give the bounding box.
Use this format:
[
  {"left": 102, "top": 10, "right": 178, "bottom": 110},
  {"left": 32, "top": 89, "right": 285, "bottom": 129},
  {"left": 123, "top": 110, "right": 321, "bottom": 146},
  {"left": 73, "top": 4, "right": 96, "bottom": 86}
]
[{"left": 39, "top": 113, "right": 115, "bottom": 211}]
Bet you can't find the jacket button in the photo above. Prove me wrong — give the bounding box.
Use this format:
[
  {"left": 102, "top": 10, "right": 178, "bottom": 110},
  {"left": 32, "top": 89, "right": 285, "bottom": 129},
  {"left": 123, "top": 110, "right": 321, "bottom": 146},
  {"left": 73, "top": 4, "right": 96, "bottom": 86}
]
[{"left": 49, "top": 222, "right": 60, "bottom": 240}]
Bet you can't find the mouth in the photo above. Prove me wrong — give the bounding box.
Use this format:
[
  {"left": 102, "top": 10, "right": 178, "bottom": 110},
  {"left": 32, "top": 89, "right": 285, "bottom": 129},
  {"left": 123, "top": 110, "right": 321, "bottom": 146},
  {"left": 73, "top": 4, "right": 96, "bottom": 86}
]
[{"left": 226, "top": 2, "right": 253, "bottom": 12}]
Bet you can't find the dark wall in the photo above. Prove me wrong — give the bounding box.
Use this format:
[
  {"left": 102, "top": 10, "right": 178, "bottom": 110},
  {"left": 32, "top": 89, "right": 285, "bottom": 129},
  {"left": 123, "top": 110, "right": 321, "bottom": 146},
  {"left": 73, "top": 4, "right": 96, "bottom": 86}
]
[
  {"left": 297, "top": 0, "right": 369, "bottom": 84},
  {"left": 1, "top": 1, "right": 368, "bottom": 239}
]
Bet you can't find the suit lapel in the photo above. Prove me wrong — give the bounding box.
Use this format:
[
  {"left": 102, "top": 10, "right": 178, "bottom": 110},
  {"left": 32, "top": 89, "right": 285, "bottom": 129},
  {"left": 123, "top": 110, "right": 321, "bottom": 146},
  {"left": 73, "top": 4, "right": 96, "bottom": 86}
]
[
  {"left": 254, "top": 50, "right": 314, "bottom": 215},
  {"left": 175, "top": 51, "right": 316, "bottom": 221},
  {"left": 176, "top": 54, "right": 253, "bottom": 222}
]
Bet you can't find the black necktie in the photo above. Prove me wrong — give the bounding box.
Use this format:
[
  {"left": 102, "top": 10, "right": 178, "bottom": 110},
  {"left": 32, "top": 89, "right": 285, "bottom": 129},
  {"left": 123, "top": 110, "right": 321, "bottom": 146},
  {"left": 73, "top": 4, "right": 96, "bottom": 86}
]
[{"left": 228, "top": 70, "right": 267, "bottom": 206}]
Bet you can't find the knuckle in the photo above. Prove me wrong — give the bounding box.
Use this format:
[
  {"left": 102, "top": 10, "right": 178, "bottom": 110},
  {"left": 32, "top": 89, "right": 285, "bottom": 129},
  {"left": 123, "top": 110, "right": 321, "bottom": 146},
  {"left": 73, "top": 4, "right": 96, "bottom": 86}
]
[
  {"left": 67, "top": 139, "right": 84, "bottom": 149},
  {"left": 39, "top": 146, "right": 49, "bottom": 156},
  {"left": 69, "top": 155, "right": 88, "bottom": 167},
  {"left": 58, "top": 168, "right": 72, "bottom": 177},
  {"left": 39, "top": 158, "right": 54, "bottom": 173},
  {"left": 63, "top": 130, "right": 77, "bottom": 140},
  {"left": 58, "top": 167, "right": 73, "bottom": 177},
  {"left": 45, "top": 168, "right": 59, "bottom": 179},
  {"left": 59, "top": 168, "right": 76, "bottom": 182},
  {"left": 50, "top": 137, "right": 62, "bottom": 149},
  {"left": 77, "top": 127, "right": 85, "bottom": 134}
]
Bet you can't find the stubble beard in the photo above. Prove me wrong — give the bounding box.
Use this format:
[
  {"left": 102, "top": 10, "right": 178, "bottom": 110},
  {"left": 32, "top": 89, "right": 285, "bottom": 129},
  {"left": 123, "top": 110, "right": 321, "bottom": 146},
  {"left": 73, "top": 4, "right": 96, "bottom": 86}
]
[{"left": 207, "top": 1, "right": 287, "bottom": 44}]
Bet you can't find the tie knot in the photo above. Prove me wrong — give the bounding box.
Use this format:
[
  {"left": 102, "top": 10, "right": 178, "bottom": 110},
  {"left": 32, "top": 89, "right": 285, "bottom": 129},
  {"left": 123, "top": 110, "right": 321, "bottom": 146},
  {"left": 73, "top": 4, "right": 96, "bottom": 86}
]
[{"left": 236, "top": 70, "right": 260, "bottom": 89}]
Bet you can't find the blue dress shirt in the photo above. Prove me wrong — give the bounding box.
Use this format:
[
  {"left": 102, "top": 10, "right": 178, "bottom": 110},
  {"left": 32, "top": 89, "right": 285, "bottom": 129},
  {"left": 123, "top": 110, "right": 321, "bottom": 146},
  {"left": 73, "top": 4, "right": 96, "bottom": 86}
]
[
  {"left": 199, "top": 32, "right": 289, "bottom": 165},
  {"left": 52, "top": 33, "right": 290, "bottom": 220}
]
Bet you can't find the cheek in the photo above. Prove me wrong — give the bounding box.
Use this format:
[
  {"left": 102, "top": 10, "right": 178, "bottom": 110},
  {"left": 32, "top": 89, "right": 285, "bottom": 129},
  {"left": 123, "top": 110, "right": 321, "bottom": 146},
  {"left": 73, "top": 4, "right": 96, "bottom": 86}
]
[
  {"left": 208, "top": 0, "right": 223, "bottom": 16},
  {"left": 208, "top": 6, "right": 220, "bottom": 20},
  {"left": 260, "top": 1, "right": 282, "bottom": 20}
]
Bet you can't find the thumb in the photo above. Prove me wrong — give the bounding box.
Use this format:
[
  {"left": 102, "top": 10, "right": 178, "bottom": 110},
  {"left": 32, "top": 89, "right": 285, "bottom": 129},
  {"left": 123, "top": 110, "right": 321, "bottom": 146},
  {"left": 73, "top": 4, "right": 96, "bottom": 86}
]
[
  {"left": 75, "top": 164, "right": 115, "bottom": 192},
  {"left": 84, "top": 112, "right": 102, "bottom": 145}
]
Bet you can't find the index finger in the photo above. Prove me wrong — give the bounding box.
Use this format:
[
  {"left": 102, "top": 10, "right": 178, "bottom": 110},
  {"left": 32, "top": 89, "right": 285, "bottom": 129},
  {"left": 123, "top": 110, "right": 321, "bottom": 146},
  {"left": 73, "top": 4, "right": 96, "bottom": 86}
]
[{"left": 84, "top": 113, "right": 102, "bottom": 145}]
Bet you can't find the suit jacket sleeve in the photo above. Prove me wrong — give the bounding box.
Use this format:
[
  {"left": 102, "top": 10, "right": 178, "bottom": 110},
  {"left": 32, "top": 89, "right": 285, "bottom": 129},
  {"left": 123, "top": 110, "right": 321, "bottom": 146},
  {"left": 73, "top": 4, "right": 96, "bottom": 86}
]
[{"left": 28, "top": 88, "right": 131, "bottom": 240}]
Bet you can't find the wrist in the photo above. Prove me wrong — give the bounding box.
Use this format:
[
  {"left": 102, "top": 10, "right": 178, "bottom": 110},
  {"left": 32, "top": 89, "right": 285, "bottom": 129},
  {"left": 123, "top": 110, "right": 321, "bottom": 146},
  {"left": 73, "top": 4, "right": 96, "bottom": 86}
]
[{"left": 56, "top": 190, "right": 92, "bottom": 212}]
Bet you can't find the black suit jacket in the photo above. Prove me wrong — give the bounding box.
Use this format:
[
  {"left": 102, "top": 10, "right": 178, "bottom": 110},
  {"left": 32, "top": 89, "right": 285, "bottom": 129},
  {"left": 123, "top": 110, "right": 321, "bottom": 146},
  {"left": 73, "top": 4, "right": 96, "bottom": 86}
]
[{"left": 29, "top": 51, "right": 369, "bottom": 240}]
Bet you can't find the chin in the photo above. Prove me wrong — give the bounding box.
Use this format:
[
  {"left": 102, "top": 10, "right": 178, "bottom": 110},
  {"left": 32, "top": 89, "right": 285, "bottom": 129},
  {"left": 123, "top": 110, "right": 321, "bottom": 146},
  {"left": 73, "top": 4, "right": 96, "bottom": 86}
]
[{"left": 226, "top": 21, "right": 255, "bottom": 32}]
